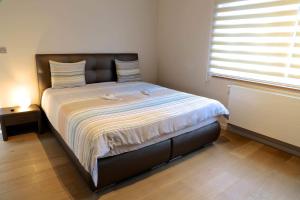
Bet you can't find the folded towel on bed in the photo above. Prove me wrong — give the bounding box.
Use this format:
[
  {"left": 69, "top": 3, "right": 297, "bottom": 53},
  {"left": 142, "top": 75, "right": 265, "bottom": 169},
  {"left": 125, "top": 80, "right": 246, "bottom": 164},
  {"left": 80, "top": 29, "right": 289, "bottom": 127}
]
[
  {"left": 141, "top": 90, "right": 151, "bottom": 96},
  {"left": 101, "top": 94, "right": 121, "bottom": 101}
]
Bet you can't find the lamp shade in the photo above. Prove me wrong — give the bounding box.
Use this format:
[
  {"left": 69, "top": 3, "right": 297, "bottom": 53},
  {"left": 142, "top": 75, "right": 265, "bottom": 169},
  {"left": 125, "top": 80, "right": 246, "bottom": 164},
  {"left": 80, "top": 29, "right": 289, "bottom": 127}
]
[{"left": 13, "top": 87, "right": 31, "bottom": 110}]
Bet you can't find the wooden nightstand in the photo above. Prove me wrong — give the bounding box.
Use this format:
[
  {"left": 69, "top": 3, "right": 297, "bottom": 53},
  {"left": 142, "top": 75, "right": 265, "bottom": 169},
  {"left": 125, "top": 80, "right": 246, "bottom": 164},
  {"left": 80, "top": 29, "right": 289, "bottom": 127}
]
[{"left": 0, "top": 105, "right": 42, "bottom": 141}]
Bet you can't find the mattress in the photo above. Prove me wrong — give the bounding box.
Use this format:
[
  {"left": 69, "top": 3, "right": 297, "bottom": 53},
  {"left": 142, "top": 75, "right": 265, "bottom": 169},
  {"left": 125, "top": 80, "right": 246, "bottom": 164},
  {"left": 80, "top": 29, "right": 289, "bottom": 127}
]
[{"left": 41, "top": 81, "right": 229, "bottom": 186}]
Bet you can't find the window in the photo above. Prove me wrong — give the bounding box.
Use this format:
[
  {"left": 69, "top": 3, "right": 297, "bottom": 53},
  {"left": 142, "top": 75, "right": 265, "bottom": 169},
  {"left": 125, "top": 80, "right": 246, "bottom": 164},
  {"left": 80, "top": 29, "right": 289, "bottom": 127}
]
[{"left": 209, "top": 0, "right": 300, "bottom": 89}]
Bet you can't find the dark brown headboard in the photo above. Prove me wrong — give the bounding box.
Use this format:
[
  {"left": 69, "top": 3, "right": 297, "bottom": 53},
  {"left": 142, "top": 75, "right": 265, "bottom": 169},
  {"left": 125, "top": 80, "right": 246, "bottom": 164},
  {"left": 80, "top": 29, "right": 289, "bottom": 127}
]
[{"left": 36, "top": 53, "right": 138, "bottom": 103}]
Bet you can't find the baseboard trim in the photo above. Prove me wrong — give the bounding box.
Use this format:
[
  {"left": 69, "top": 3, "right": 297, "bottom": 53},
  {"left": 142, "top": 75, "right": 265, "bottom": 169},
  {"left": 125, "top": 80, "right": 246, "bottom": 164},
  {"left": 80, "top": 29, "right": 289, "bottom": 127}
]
[{"left": 228, "top": 124, "right": 300, "bottom": 157}]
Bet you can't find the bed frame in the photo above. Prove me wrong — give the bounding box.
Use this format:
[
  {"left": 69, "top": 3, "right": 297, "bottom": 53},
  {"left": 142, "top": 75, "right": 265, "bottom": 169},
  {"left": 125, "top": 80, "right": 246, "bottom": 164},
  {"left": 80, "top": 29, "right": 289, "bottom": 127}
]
[{"left": 35, "top": 53, "right": 221, "bottom": 191}]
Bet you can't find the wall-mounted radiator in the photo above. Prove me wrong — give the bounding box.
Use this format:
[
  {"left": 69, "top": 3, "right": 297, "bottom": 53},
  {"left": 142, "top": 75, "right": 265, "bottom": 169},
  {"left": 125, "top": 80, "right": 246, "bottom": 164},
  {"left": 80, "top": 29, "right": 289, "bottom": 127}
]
[{"left": 228, "top": 85, "right": 300, "bottom": 148}]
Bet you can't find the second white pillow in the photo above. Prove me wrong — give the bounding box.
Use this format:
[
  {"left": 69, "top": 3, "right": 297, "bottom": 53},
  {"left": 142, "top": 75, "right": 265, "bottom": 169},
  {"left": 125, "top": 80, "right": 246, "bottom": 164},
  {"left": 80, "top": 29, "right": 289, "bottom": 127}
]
[{"left": 49, "top": 60, "right": 86, "bottom": 89}]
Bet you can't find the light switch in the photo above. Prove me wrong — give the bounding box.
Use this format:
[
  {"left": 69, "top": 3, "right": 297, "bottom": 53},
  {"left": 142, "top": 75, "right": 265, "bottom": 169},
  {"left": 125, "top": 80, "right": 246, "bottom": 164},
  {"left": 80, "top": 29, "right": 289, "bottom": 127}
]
[{"left": 0, "top": 47, "right": 7, "bottom": 53}]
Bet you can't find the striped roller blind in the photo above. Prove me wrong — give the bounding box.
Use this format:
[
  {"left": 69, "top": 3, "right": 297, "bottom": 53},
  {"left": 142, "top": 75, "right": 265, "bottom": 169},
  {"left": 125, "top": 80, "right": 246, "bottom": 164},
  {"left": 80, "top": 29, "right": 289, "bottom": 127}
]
[{"left": 209, "top": 0, "right": 300, "bottom": 89}]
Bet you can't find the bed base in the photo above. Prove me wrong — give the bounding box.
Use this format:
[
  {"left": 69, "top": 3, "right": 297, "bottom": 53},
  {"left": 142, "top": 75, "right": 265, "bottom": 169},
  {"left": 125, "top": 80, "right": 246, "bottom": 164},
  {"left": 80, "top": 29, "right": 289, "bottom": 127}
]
[{"left": 48, "top": 120, "right": 220, "bottom": 191}]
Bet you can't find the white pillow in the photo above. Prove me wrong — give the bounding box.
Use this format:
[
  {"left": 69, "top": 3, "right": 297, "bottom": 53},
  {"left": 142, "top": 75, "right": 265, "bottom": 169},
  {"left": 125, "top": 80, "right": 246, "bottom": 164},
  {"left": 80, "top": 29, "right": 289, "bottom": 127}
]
[
  {"left": 49, "top": 60, "right": 86, "bottom": 89},
  {"left": 115, "top": 59, "right": 142, "bottom": 83}
]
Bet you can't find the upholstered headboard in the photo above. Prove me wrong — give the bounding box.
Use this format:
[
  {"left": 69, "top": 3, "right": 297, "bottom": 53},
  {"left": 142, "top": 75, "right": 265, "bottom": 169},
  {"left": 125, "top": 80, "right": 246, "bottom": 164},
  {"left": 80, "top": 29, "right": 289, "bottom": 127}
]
[{"left": 35, "top": 53, "right": 138, "bottom": 103}]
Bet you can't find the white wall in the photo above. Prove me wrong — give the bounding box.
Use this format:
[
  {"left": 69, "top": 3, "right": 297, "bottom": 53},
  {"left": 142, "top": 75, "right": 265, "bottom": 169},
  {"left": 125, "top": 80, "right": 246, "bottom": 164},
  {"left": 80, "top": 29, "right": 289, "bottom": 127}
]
[
  {"left": 157, "top": 0, "right": 229, "bottom": 104},
  {"left": 157, "top": 0, "right": 300, "bottom": 106},
  {"left": 0, "top": 0, "right": 158, "bottom": 107}
]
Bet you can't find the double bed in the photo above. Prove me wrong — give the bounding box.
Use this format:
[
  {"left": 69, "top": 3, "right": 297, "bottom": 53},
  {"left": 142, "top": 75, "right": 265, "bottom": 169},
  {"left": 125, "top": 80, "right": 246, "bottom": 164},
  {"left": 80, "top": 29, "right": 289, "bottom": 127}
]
[{"left": 36, "top": 53, "right": 228, "bottom": 191}]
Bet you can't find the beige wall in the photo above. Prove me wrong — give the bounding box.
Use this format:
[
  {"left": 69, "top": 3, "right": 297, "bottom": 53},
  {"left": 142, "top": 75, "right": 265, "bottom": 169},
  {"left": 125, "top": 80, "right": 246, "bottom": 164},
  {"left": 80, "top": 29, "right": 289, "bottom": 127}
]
[
  {"left": 0, "top": 0, "right": 158, "bottom": 107},
  {"left": 157, "top": 0, "right": 300, "bottom": 106}
]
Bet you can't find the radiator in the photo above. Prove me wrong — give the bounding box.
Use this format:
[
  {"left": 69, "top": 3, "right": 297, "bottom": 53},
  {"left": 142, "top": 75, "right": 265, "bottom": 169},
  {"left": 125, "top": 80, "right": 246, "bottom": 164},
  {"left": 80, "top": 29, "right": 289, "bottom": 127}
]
[{"left": 228, "top": 85, "right": 300, "bottom": 147}]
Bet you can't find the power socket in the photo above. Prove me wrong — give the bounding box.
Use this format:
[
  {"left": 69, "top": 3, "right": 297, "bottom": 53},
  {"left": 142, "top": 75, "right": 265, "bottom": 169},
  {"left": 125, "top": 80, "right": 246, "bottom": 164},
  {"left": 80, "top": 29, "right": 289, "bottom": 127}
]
[{"left": 0, "top": 47, "right": 7, "bottom": 53}]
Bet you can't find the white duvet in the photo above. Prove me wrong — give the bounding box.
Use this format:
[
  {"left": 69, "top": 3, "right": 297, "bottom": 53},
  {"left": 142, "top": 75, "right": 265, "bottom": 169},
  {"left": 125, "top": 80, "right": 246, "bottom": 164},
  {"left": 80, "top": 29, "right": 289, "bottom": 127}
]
[{"left": 42, "top": 81, "right": 229, "bottom": 186}]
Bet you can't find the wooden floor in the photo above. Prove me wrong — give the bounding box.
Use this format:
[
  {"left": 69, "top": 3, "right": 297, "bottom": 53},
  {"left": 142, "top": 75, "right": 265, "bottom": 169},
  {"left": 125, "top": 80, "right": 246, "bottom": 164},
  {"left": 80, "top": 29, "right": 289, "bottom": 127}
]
[{"left": 0, "top": 130, "right": 299, "bottom": 200}]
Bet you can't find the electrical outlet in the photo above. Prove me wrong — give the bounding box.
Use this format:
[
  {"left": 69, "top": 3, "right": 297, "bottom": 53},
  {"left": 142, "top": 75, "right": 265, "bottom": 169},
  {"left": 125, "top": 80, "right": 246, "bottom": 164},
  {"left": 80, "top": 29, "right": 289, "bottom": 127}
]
[{"left": 0, "top": 47, "right": 7, "bottom": 53}]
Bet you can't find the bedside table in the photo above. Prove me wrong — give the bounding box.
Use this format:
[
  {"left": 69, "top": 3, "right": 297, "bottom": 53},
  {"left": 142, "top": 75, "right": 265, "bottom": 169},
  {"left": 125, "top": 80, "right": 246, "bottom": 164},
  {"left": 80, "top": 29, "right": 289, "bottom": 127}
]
[{"left": 0, "top": 105, "right": 42, "bottom": 141}]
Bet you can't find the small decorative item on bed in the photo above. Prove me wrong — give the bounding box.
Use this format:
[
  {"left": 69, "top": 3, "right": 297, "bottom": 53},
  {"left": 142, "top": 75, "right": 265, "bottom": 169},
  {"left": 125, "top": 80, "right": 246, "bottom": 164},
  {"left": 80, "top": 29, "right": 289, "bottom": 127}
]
[{"left": 36, "top": 53, "right": 229, "bottom": 192}]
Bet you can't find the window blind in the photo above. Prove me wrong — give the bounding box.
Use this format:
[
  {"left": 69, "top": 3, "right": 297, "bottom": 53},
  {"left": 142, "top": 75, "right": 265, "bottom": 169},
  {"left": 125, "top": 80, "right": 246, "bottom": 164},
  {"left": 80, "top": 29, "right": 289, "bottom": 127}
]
[{"left": 209, "top": 0, "right": 300, "bottom": 89}]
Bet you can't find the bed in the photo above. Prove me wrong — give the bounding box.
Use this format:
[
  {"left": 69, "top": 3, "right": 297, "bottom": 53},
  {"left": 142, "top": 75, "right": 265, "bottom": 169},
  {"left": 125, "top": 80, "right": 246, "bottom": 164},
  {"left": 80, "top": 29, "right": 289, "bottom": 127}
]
[{"left": 36, "top": 53, "right": 229, "bottom": 191}]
